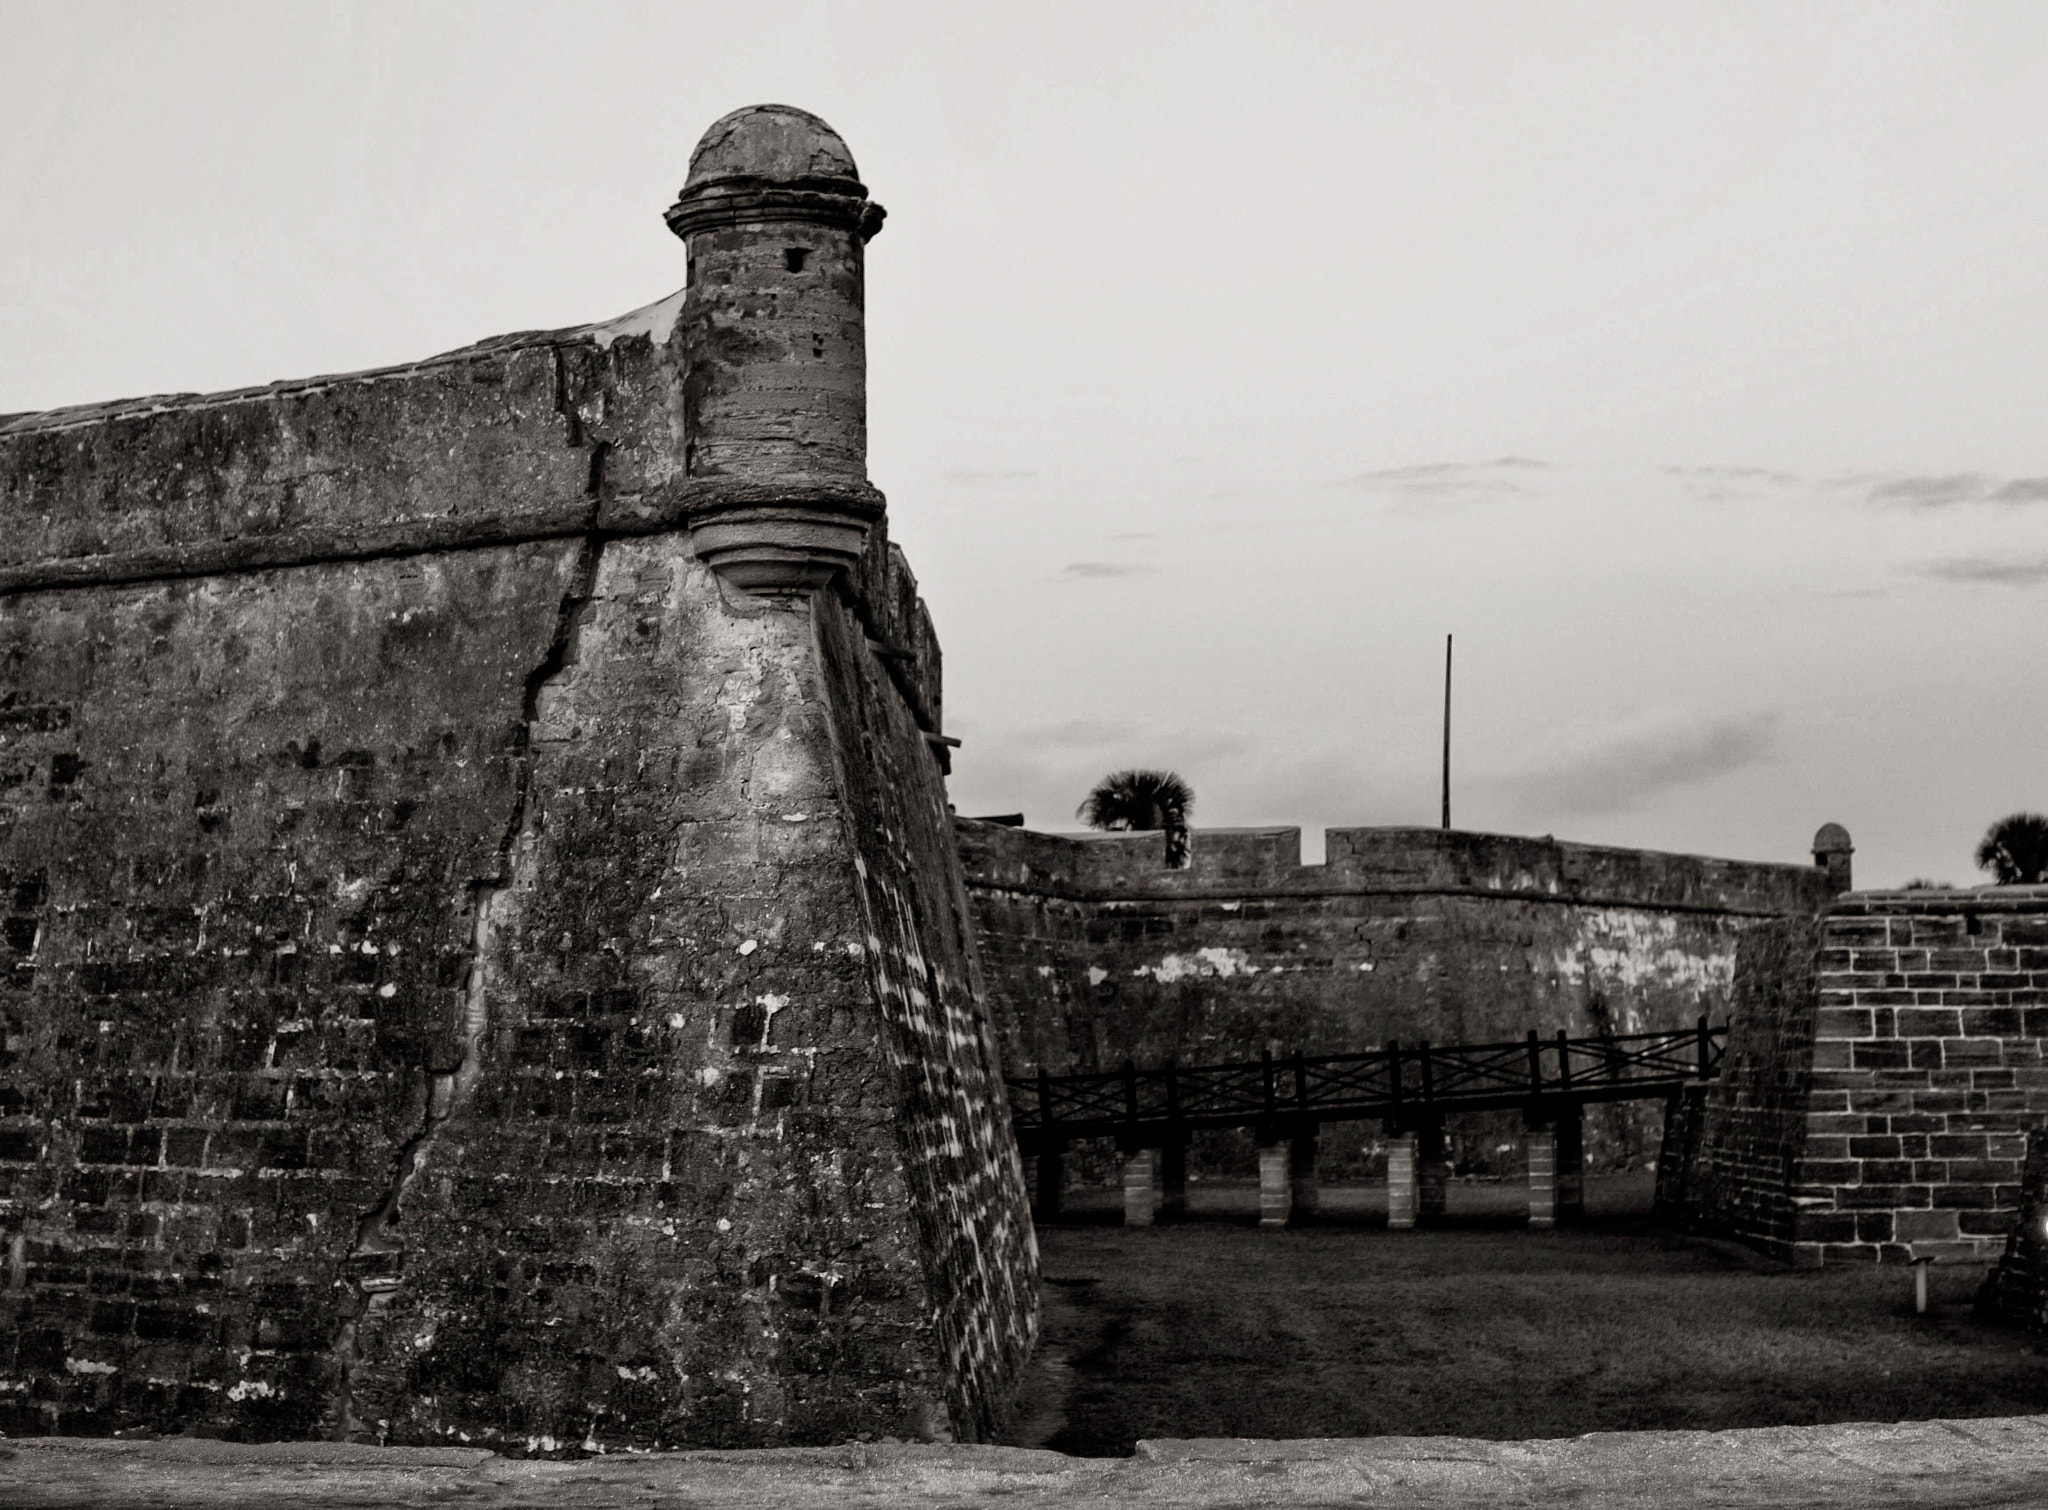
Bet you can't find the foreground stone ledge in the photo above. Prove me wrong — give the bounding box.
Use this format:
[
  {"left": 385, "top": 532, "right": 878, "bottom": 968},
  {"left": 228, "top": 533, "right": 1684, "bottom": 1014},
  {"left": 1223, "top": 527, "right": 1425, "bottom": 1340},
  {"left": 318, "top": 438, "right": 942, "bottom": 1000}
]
[{"left": 7, "top": 1416, "right": 2048, "bottom": 1508}]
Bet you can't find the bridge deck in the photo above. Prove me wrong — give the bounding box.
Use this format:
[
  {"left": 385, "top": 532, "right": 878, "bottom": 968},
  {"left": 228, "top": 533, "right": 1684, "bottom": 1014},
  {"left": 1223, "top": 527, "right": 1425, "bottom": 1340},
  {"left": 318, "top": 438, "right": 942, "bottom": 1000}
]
[{"left": 1007, "top": 1022, "right": 1722, "bottom": 1148}]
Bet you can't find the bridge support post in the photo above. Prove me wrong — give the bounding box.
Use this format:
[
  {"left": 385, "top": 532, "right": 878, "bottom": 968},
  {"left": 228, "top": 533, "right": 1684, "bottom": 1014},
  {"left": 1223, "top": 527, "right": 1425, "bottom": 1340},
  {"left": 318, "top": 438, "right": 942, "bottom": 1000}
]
[
  {"left": 1160, "top": 1140, "right": 1187, "bottom": 1221},
  {"left": 1556, "top": 1101, "right": 1585, "bottom": 1221},
  {"left": 1387, "top": 1132, "right": 1418, "bottom": 1229},
  {"left": 1258, "top": 1139, "right": 1292, "bottom": 1228},
  {"left": 1528, "top": 1126, "right": 1558, "bottom": 1229},
  {"left": 1528, "top": 1103, "right": 1585, "bottom": 1228},
  {"left": 1122, "top": 1148, "right": 1159, "bottom": 1227},
  {"left": 1033, "top": 1143, "right": 1064, "bottom": 1222},
  {"left": 1289, "top": 1129, "right": 1319, "bottom": 1218},
  {"left": 1417, "top": 1121, "right": 1450, "bottom": 1223}
]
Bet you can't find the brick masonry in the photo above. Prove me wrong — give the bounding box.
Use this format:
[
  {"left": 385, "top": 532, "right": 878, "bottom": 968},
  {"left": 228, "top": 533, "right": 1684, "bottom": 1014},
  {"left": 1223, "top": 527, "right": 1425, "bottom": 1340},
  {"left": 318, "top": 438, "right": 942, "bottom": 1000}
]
[
  {"left": 960, "top": 818, "right": 1836, "bottom": 1179},
  {"left": 1665, "top": 888, "right": 2048, "bottom": 1264}
]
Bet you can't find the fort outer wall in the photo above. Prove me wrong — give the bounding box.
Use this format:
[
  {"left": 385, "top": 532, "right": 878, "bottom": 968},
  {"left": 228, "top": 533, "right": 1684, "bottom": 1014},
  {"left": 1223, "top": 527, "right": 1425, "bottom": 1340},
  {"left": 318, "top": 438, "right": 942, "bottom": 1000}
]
[
  {"left": 1666, "top": 886, "right": 2048, "bottom": 1266},
  {"left": 0, "top": 105, "right": 1036, "bottom": 1449},
  {"left": 958, "top": 817, "right": 1842, "bottom": 1180}
]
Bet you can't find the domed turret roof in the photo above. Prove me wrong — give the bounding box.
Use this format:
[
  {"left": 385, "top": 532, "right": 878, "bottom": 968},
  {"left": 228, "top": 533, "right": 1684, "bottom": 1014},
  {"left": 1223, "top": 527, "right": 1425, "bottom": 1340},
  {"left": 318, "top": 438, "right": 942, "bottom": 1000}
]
[
  {"left": 1813, "top": 822, "right": 1853, "bottom": 854},
  {"left": 684, "top": 105, "right": 862, "bottom": 195}
]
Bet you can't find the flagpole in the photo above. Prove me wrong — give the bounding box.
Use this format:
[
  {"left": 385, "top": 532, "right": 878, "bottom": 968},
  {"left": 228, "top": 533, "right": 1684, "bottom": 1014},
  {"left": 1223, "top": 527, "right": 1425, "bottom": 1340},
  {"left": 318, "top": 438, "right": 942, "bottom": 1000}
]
[{"left": 1440, "top": 633, "right": 1452, "bottom": 831}]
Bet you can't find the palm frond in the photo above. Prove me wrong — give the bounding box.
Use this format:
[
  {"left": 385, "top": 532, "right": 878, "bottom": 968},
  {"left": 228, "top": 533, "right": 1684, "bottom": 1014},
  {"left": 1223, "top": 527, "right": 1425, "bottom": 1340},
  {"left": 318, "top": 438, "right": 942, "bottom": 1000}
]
[
  {"left": 1077, "top": 769, "right": 1193, "bottom": 833},
  {"left": 1976, "top": 812, "right": 2048, "bottom": 885}
]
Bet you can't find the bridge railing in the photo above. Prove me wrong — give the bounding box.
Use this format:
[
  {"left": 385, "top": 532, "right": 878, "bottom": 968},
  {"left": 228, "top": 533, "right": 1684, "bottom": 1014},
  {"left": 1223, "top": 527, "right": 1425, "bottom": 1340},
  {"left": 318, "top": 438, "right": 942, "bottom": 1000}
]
[{"left": 1008, "top": 1019, "right": 1724, "bottom": 1140}]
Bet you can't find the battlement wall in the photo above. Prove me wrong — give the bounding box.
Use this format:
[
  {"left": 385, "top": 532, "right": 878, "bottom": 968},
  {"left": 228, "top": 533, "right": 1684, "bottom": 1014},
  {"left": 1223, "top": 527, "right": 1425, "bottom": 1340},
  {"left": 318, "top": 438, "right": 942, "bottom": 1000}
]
[
  {"left": 958, "top": 818, "right": 1837, "bottom": 1181},
  {"left": 0, "top": 320, "right": 944, "bottom": 737},
  {"left": 959, "top": 821, "right": 1833, "bottom": 914}
]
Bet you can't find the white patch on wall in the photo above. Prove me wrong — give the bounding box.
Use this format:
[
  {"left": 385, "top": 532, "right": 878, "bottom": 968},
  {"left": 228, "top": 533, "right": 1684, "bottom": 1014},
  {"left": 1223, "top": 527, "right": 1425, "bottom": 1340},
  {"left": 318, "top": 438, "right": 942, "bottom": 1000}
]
[
  {"left": 1548, "top": 909, "right": 1734, "bottom": 1005},
  {"left": 586, "top": 287, "right": 688, "bottom": 350},
  {"left": 1086, "top": 966, "right": 1109, "bottom": 987},
  {"left": 1133, "top": 947, "right": 1260, "bottom": 983},
  {"left": 226, "top": 1379, "right": 275, "bottom": 1401}
]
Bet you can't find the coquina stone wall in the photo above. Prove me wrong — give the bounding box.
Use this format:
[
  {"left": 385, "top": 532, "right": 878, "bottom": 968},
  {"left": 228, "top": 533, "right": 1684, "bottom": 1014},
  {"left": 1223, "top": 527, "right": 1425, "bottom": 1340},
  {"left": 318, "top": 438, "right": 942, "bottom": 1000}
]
[
  {"left": 1980, "top": 1123, "right": 2048, "bottom": 1328},
  {"left": 1652, "top": 915, "right": 1822, "bottom": 1249},
  {"left": 1666, "top": 888, "right": 2048, "bottom": 1264},
  {"left": 0, "top": 106, "right": 1035, "bottom": 1449},
  {"left": 960, "top": 819, "right": 1837, "bottom": 1178}
]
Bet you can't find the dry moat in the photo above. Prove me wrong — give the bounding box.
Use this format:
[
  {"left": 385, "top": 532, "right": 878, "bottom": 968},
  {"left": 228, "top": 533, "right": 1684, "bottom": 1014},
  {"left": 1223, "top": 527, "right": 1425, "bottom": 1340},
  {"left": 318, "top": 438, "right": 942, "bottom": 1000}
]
[{"left": 1003, "top": 1173, "right": 2048, "bottom": 1456}]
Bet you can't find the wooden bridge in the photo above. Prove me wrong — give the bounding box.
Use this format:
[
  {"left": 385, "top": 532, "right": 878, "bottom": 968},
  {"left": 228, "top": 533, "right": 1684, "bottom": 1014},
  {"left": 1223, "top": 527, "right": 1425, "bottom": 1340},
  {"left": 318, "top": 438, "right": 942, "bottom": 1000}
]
[{"left": 1007, "top": 1021, "right": 1724, "bottom": 1230}]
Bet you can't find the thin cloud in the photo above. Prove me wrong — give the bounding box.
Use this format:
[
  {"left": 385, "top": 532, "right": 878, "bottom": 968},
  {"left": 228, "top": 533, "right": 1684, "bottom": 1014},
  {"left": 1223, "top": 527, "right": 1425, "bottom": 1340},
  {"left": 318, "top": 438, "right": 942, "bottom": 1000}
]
[
  {"left": 948, "top": 725, "right": 1261, "bottom": 830},
  {"left": 1868, "top": 474, "right": 1991, "bottom": 507},
  {"left": 1662, "top": 465, "right": 1800, "bottom": 484},
  {"left": 1008, "top": 719, "right": 1139, "bottom": 749},
  {"left": 1334, "top": 456, "right": 1551, "bottom": 498},
  {"left": 1492, "top": 712, "right": 1780, "bottom": 817},
  {"left": 1857, "top": 473, "right": 2048, "bottom": 508},
  {"left": 943, "top": 469, "right": 1039, "bottom": 486},
  {"left": 1664, "top": 464, "right": 1803, "bottom": 503},
  {"left": 1062, "top": 561, "right": 1152, "bottom": 579},
  {"left": 1991, "top": 477, "right": 2048, "bottom": 504},
  {"left": 1917, "top": 555, "right": 2048, "bottom": 587}
]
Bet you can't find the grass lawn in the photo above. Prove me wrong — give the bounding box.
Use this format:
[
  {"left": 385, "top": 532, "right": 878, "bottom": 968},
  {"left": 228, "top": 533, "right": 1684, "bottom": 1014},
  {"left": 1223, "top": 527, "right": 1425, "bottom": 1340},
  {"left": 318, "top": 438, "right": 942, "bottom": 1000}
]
[{"left": 1003, "top": 1175, "right": 2048, "bottom": 1456}]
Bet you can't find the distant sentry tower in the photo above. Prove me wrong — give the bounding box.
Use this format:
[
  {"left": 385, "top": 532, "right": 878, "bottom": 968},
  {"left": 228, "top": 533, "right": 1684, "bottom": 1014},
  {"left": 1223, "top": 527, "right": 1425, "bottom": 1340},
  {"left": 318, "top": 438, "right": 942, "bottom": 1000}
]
[
  {"left": 666, "top": 104, "right": 889, "bottom": 591},
  {"left": 1813, "top": 822, "right": 1854, "bottom": 891}
]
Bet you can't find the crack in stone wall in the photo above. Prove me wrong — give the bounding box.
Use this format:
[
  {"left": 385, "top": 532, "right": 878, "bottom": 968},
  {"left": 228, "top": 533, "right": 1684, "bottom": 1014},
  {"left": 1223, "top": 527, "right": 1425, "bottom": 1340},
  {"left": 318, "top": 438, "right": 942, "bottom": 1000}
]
[{"left": 331, "top": 536, "right": 605, "bottom": 1440}]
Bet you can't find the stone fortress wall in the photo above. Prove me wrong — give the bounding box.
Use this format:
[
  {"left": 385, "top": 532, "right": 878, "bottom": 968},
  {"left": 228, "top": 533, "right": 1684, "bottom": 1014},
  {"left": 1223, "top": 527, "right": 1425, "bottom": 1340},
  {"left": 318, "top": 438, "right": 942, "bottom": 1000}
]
[
  {"left": 1667, "top": 887, "right": 2048, "bottom": 1266},
  {"left": 962, "top": 817, "right": 2048, "bottom": 1272},
  {"left": 0, "top": 106, "right": 1036, "bottom": 1448},
  {"left": 1, "top": 75, "right": 2040, "bottom": 1472},
  {"left": 959, "top": 816, "right": 1844, "bottom": 1180}
]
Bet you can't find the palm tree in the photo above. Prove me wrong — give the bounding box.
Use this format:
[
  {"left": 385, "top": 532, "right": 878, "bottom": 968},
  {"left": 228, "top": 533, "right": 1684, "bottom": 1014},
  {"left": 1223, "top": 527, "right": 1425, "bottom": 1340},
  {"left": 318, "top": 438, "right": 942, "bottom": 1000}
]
[
  {"left": 1078, "top": 770, "right": 1193, "bottom": 867},
  {"left": 1975, "top": 813, "right": 2048, "bottom": 885}
]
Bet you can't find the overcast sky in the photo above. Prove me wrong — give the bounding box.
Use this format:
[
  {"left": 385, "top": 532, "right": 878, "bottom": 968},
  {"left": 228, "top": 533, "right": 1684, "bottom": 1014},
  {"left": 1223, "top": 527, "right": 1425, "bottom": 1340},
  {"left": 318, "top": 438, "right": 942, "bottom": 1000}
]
[{"left": 4, "top": 2, "right": 2045, "bottom": 887}]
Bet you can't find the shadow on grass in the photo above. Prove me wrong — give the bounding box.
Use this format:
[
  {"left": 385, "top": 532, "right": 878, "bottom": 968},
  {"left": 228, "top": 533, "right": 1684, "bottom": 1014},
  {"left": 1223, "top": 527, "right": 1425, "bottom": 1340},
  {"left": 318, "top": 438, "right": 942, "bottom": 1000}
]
[{"left": 1005, "top": 1178, "right": 2048, "bottom": 1457}]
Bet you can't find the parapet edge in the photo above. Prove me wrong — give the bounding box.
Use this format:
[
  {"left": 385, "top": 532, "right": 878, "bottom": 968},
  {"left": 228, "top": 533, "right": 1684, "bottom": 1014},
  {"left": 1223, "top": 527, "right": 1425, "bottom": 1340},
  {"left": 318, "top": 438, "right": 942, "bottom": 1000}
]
[{"left": 955, "top": 818, "right": 1835, "bottom": 916}]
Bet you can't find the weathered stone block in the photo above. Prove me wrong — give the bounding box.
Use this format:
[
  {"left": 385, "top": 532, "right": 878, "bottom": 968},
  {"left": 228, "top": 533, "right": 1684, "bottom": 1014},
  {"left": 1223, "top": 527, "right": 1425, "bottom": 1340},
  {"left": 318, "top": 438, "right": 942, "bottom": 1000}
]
[
  {"left": 1894, "top": 1209, "right": 1962, "bottom": 1243},
  {"left": 1814, "top": 1008, "right": 1873, "bottom": 1040},
  {"left": 1896, "top": 1008, "right": 1962, "bottom": 1037}
]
